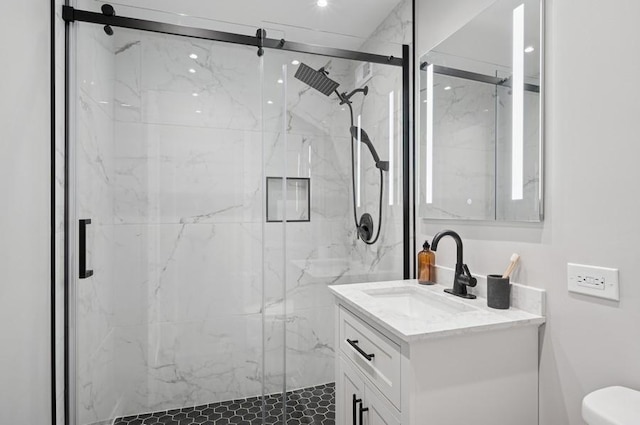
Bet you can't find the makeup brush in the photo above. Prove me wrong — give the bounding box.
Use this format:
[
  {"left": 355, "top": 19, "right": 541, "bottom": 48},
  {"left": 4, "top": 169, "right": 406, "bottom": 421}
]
[{"left": 502, "top": 253, "right": 520, "bottom": 278}]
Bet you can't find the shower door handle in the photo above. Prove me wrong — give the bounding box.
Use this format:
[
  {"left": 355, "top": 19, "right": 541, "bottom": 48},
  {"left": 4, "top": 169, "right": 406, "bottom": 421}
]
[{"left": 79, "top": 219, "right": 93, "bottom": 279}]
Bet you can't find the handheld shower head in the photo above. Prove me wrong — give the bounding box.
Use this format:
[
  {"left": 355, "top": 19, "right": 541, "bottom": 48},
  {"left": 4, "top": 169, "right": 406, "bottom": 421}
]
[
  {"left": 294, "top": 63, "right": 340, "bottom": 96},
  {"left": 350, "top": 126, "right": 389, "bottom": 171}
]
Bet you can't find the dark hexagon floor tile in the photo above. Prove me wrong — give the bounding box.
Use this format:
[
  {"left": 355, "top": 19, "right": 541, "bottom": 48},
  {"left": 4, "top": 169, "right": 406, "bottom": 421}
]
[{"left": 114, "top": 382, "right": 334, "bottom": 425}]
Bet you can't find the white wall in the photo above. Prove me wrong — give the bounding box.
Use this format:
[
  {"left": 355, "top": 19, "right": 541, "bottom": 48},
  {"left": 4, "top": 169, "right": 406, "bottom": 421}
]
[
  {"left": 417, "top": 0, "right": 640, "bottom": 423},
  {"left": 0, "top": 1, "right": 52, "bottom": 425}
]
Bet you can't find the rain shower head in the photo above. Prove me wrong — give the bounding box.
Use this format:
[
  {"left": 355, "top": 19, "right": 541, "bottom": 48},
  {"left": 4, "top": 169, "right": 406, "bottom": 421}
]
[{"left": 294, "top": 63, "right": 340, "bottom": 96}]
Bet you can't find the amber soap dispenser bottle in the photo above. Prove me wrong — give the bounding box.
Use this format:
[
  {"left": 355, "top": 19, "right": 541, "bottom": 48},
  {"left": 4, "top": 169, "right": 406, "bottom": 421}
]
[{"left": 417, "top": 240, "right": 436, "bottom": 285}]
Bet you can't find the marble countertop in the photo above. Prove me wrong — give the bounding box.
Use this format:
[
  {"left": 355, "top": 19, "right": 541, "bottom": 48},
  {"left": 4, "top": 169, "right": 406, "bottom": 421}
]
[{"left": 328, "top": 279, "right": 546, "bottom": 343}]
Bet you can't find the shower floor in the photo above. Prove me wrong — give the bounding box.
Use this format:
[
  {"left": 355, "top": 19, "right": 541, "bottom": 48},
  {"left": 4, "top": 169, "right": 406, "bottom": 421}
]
[{"left": 113, "top": 382, "right": 335, "bottom": 425}]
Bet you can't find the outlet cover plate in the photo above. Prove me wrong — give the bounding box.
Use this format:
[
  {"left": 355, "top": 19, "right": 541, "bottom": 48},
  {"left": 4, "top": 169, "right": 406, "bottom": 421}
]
[{"left": 568, "top": 263, "right": 619, "bottom": 301}]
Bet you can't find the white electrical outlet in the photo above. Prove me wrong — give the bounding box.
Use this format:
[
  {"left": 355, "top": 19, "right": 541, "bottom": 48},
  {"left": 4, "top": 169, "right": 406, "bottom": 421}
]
[{"left": 568, "top": 263, "right": 619, "bottom": 301}]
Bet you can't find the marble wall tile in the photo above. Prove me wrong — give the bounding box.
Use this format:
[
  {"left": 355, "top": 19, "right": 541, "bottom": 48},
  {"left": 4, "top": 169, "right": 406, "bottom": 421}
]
[
  {"left": 113, "top": 325, "right": 150, "bottom": 417},
  {"left": 114, "top": 32, "right": 142, "bottom": 123},
  {"left": 77, "top": 329, "right": 119, "bottom": 424},
  {"left": 141, "top": 35, "right": 261, "bottom": 131},
  {"left": 284, "top": 306, "right": 335, "bottom": 391},
  {"left": 112, "top": 223, "right": 264, "bottom": 326},
  {"left": 113, "top": 123, "right": 263, "bottom": 225},
  {"left": 70, "top": 2, "right": 412, "bottom": 420},
  {"left": 359, "top": 0, "right": 413, "bottom": 50},
  {"left": 76, "top": 24, "right": 116, "bottom": 118},
  {"left": 75, "top": 20, "right": 120, "bottom": 424},
  {"left": 263, "top": 52, "right": 352, "bottom": 138},
  {"left": 115, "top": 315, "right": 265, "bottom": 414},
  {"left": 146, "top": 223, "right": 263, "bottom": 323}
]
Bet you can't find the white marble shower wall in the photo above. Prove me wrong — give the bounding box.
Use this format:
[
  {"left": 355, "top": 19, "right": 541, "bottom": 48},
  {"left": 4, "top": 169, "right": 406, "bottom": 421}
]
[
  {"left": 75, "top": 1, "right": 411, "bottom": 419},
  {"left": 260, "top": 53, "right": 361, "bottom": 395},
  {"left": 75, "top": 22, "right": 119, "bottom": 425},
  {"left": 109, "top": 30, "right": 267, "bottom": 416},
  {"left": 260, "top": 0, "right": 411, "bottom": 393},
  {"left": 349, "top": 0, "right": 410, "bottom": 273}
]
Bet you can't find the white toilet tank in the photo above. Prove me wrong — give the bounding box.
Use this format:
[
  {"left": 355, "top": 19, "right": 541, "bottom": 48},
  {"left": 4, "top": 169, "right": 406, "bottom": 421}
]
[{"left": 582, "top": 386, "right": 640, "bottom": 425}]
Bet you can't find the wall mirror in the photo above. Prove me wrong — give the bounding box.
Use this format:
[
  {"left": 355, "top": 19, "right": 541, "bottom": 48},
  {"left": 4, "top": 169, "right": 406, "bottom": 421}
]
[{"left": 418, "top": 0, "right": 543, "bottom": 221}]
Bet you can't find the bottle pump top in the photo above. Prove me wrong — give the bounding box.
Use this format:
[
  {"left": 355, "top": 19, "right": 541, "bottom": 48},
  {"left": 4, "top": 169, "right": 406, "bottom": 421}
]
[{"left": 423, "top": 240, "right": 430, "bottom": 250}]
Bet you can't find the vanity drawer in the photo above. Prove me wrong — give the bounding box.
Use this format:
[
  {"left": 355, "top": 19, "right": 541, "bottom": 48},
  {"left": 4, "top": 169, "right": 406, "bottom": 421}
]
[{"left": 339, "top": 306, "right": 401, "bottom": 409}]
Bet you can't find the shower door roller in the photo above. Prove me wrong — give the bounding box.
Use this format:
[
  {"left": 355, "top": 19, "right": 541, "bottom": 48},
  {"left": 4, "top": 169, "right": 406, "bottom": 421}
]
[{"left": 79, "top": 219, "right": 93, "bottom": 279}]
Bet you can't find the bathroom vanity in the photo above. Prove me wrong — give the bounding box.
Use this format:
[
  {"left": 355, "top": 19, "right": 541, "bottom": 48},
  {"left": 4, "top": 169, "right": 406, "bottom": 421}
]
[{"left": 329, "top": 280, "right": 545, "bottom": 425}]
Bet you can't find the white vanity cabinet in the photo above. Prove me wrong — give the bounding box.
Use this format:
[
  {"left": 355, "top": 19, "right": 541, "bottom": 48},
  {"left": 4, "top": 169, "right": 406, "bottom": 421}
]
[
  {"left": 338, "top": 357, "right": 400, "bottom": 425},
  {"left": 333, "top": 294, "right": 542, "bottom": 425}
]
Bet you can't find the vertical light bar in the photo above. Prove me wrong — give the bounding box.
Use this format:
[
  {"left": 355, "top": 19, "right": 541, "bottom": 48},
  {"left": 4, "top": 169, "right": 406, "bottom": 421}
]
[
  {"left": 356, "top": 115, "right": 362, "bottom": 208},
  {"left": 512, "top": 4, "right": 525, "bottom": 200},
  {"left": 425, "top": 64, "right": 434, "bottom": 204},
  {"left": 388, "top": 91, "right": 395, "bottom": 205}
]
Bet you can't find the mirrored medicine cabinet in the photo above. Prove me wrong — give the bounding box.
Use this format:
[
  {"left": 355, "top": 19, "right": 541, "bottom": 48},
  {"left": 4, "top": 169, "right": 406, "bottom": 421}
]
[{"left": 418, "top": 0, "right": 544, "bottom": 222}]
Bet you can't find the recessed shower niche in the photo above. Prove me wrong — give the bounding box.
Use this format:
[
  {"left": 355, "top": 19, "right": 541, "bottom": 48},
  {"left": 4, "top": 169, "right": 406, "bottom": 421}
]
[
  {"left": 266, "top": 177, "right": 311, "bottom": 222},
  {"left": 65, "top": 2, "right": 410, "bottom": 424}
]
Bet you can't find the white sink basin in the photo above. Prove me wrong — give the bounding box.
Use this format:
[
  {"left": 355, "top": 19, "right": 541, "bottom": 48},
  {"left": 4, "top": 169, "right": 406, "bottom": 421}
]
[{"left": 363, "top": 286, "right": 476, "bottom": 321}]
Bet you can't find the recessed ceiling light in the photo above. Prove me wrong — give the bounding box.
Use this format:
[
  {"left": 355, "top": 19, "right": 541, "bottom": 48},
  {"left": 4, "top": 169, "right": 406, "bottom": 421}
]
[
  {"left": 195, "top": 110, "right": 202, "bottom": 114},
  {"left": 291, "top": 60, "right": 300, "bottom": 65},
  {"left": 189, "top": 53, "right": 198, "bottom": 59},
  {"left": 120, "top": 103, "right": 131, "bottom": 107},
  {"left": 277, "top": 79, "right": 284, "bottom": 84},
  {"left": 267, "top": 100, "right": 274, "bottom": 105},
  {"left": 317, "top": 0, "right": 328, "bottom": 7},
  {"left": 524, "top": 46, "right": 535, "bottom": 53},
  {"left": 444, "top": 86, "right": 452, "bottom": 91},
  {"left": 189, "top": 68, "right": 196, "bottom": 73},
  {"left": 99, "top": 101, "right": 109, "bottom": 105},
  {"left": 192, "top": 92, "right": 199, "bottom": 97}
]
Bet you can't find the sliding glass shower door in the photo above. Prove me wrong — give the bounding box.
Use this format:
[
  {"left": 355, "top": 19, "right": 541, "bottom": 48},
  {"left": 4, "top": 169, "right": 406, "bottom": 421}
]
[
  {"left": 262, "top": 26, "right": 406, "bottom": 424},
  {"left": 68, "top": 7, "right": 407, "bottom": 425},
  {"left": 70, "top": 20, "right": 284, "bottom": 424}
]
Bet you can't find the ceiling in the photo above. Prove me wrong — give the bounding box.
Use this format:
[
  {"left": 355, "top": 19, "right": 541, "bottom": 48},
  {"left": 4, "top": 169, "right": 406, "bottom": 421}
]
[{"left": 105, "top": 0, "right": 403, "bottom": 48}]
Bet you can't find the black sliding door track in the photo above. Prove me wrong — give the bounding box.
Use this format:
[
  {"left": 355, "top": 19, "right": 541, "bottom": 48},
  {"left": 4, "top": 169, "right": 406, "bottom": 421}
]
[{"left": 62, "top": 5, "right": 404, "bottom": 67}]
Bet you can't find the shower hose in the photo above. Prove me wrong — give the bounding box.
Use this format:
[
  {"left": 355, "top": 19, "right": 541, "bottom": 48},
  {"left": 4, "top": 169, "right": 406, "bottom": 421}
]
[{"left": 346, "top": 102, "right": 384, "bottom": 245}]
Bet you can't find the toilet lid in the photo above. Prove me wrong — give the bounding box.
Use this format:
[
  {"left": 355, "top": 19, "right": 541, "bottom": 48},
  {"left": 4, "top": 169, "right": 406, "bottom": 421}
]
[{"left": 583, "top": 386, "right": 640, "bottom": 425}]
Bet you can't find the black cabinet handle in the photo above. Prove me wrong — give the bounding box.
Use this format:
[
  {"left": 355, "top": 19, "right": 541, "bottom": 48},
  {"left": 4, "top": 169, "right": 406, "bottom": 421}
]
[
  {"left": 359, "top": 404, "right": 369, "bottom": 425},
  {"left": 79, "top": 219, "right": 93, "bottom": 279},
  {"left": 352, "top": 394, "right": 362, "bottom": 425},
  {"left": 346, "top": 339, "right": 375, "bottom": 361}
]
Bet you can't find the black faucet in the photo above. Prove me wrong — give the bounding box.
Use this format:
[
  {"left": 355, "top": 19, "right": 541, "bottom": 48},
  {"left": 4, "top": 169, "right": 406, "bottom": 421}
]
[{"left": 430, "top": 230, "right": 477, "bottom": 299}]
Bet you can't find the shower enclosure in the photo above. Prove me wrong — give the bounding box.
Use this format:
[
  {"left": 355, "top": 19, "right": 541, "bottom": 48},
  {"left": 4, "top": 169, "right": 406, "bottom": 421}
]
[{"left": 64, "top": 3, "right": 410, "bottom": 424}]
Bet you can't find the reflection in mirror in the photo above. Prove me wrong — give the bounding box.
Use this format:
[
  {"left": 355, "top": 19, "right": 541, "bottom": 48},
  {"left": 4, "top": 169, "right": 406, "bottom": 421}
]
[{"left": 418, "top": 0, "right": 543, "bottom": 222}]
